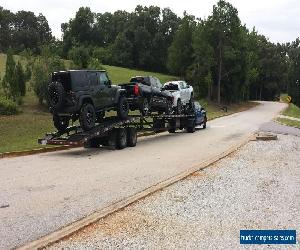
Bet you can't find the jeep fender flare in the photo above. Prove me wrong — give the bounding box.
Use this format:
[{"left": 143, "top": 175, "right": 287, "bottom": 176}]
[{"left": 78, "top": 96, "right": 94, "bottom": 108}]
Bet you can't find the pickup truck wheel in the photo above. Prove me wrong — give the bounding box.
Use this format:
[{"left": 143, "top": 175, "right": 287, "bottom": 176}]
[
  {"left": 127, "top": 127, "right": 137, "bottom": 147},
  {"left": 140, "top": 98, "right": 150, "bottom": 116},
  {"left": 165, "top": 100, "right": 173, "bottom": 115},
  {"left": 53, "top": 115, "right": 69, "bottom": 133},
  {"left": 117, "top": 96, "right": 129, "bottom": 120},
  {"left": 116, "top": 128, "right": 127, "bottom": 149},
  {"left": 203, "top": 116, "right": 207, "bottom": 129},
  {"left": 176, "top": 100, "right": 182, "bottom": 115},
  {"left": 48, "top": 82, "right": 65, "bottom": 111},
  {"left": 79, "top": 103, "right": 96, "bottom": 131}
]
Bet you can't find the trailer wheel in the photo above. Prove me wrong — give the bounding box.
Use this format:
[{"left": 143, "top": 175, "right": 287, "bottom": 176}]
[
  {"left": 127, "top": 127, "right": 137, "bottom": 147},
  {"left": 168, "top": 119, "right": 176, "bottom": 133},
  {"left": 186, "top": 119, "right": 196, "bottom": 133},
  {"left": 84, "top": 138, "right": 100, "bottom": 148},
  {"left": 116, "top": 128, "right": 127, "bottom": 149}
]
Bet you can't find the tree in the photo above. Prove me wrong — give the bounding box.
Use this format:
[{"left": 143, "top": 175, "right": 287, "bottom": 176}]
[
  {"left": 68, "top": 46, "right": 90, "bottom": 68},
  {"left": 2, "top": 50, "right": 19, "bottom": 100},
  {"left": 206, "top": 0, "right": 242, "bottom": 103},
  {"left": 0, "top": 7, "right": 14, "bottom": 52},
  {"left": 31, "top": 54, "right": 65, "bottom": 104},
  {"left": 167, "top": 13, "right": 195, "bottom": 76},
  {"left": 15, "top": 61, "right": 26, "bottom": 96}
]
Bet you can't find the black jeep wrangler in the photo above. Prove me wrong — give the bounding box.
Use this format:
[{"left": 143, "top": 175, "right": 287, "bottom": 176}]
[{"left": 47, "top": 70, "right": 129, "bottom": 132}]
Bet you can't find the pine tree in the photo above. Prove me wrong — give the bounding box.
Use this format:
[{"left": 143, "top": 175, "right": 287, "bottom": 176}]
[
  {"left": 3, "top": 50, "right": 19, "bottom": 100},
  {"left": 15, "top": 61, "right": 26, "bottom": 96}
]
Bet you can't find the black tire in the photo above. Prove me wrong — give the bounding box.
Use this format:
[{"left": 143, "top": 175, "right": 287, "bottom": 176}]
[
  {"left": 176, "top": 99, "right": 182, "bottom": 114},
  {"left": 203, "top": 116, "right": 207, "bottom": 129},
  {"left": 127, "top": 127, "right": 137, "bottom": 147},
  {"left": 96, "top": 111, "right": 105, "bottom": 123},
  {"left": 117, "top": 96, "right": 129, "bottom": 120},
  {"left": 165, "top": 99, "right": 172, "bottom": 115},
  {"left": 79, "top": 103, "right": 96, "bottom": 131},
  {"left": 140, "top": 98, "right": 150, "bottom": 116},
  {"left": 186, "top": 119, "right": 196, "bottom": 133},
  {"left": 116, "top": 128, "right": 127, "bottom": 149},
  {"left": 48, "top": 82, "right": 65, "bottom": 111},
  {"left": 168, "top": 120, "right": 176, "bottom": 133},
  {"left": 53, "top": 115, "right": 69, "bottom": 133},
  {"left": 84, "top": 138, "right": 100, "bottom": 148}
]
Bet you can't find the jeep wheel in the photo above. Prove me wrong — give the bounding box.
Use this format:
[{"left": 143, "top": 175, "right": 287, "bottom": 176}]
[
  {"left": 53, "top": 115, "right": 69, "bottom": 133},
  {"left": 79, "top": 103, "right": 96, "bottom": 131},
  {"left": 116, "top": 128, "right": 127, "bottom": 149},
  {"left": 140, "top": 98, "right": 150, "bottom": 116},
  {"left": 117, "top": 96, "right": 129, "bottom": 120},
  {"left": 186, "top": 119, "right": 196, "bottom": 133},
  {"left": 127, "top": 127, "right": 137, "bottom": 147},
  {"left": 48, "top": 82, "right": 65, "bottom": 112}
]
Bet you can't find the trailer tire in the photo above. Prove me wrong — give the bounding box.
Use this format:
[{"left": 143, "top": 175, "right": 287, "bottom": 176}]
[
  {"left": 84, "top": 138, "right": 100, "bottom": 148},
  {"left": 53, "top": 115, "right": 69, "bottom": 133},
  {"left": 186, "top": 119, "right": 196, "bottom": 133},
  {"left": 116, "top": 128, "right": 127, "bottom": 149},
  {"left": 127, "top": 127, "right": 137, "bottom": 147}
]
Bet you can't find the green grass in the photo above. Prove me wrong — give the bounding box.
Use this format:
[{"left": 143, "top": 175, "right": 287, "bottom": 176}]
[
  {"left": 201, "top": 101, "right": 259, "bottom": 121},
  {"left": 277, "top": 118, "right": 300, "bottom": 128},
  {"left": 281, "top": 103, "right": 300, "bottom": 119},
  {"left": 103, "top": 65, "right": 177, "bottom": 84}
]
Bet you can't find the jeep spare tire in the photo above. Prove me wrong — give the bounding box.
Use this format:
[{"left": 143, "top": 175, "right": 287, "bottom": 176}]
[
  {"left": 79, "top": 103, "right": 96, "bottom": 131},
  {"left": 48, "top": 81, "right": 65, "bottom": 111},
  {"left": 117, "top": 96, "right": 129, "bottom": 120}
]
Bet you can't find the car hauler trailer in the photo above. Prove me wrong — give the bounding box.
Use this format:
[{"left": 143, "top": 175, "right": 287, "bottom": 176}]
[{"left": 38, "top": 110, "right": 206, "bottom": 150}]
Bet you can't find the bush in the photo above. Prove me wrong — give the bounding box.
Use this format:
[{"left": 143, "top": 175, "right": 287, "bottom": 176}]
[{"left": 0, "top": 97, "right": 18, "bottom": 115}]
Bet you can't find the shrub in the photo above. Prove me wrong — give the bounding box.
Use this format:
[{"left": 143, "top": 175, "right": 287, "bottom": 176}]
[{"left": 0, "top": 97, "right": 18, "bottom": 115}]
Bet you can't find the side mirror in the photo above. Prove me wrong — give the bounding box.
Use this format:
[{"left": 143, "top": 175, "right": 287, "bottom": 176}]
[
  {"left": 107, "top": 80, "right": 112, "bottom": 87},
  {"left": 186, "top": 84, "right": 190, "bottom": 88}
]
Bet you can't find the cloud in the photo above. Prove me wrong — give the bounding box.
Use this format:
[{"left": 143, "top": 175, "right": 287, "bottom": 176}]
[{"left": 1, "top": 0, "right": 299, "bottom": 43}]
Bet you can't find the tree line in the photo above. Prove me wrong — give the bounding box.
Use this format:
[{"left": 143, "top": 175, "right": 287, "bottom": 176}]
[{"left": 0, "top": 1, "right": 299, "bottom": 106}]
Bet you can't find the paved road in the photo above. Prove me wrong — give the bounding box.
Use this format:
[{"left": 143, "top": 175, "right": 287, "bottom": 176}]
[{"left": 0, "top": 101, "right": 286, "bottom": 249}]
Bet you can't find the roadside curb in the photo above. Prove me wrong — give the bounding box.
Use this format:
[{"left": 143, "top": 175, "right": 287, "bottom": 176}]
[
  {"left": 17, "top": 134, "right": 254, "bottom": 250},
  {"left": 0, "top": 146, "right": 75, "bottom": 159}
]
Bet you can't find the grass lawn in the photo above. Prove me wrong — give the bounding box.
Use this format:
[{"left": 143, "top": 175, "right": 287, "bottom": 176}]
[
  {"left": 202, "top": 101, "right": 259, "bottom": 121},
  {"left": 103, "top": 65, "right": 177, "bottom": 84},
  {"left": 277, "top": 118, "right": 300, "bottom": 128},
  {"left": 281, "top": 103, "right": 300, "bottom": 119}
]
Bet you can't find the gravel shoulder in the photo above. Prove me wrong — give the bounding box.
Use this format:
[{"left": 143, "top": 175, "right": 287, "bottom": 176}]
[{"left": 51, "top": 134, "right": 300, "bottom": 250}]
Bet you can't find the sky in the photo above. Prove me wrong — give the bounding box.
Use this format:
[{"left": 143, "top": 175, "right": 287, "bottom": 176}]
[{"left": 1, "top": 0, "right": 299, "bottom": 43}]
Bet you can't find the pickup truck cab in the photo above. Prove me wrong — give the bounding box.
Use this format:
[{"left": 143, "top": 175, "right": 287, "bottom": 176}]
[
  {"left": 162, "top": 81, "right": 193, "bottom": 114},
  {"left": 121, "top": 76, "right": 173, "bottom": 115}
]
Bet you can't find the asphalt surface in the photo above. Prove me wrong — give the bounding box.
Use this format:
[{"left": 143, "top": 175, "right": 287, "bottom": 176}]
[
  {"left": 260, "top": 120, "right": 300, "bottom": 136},
  {"left": 51, "top": 134, "right": 300, "bottom": 250},
  {"left": 0, "top": 101, "right": 286, "bottom": 249}
]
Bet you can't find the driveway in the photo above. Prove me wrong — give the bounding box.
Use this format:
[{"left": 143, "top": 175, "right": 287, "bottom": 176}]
[{"left": 0, "top": 101, "right": 287, "bottom": 249}]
